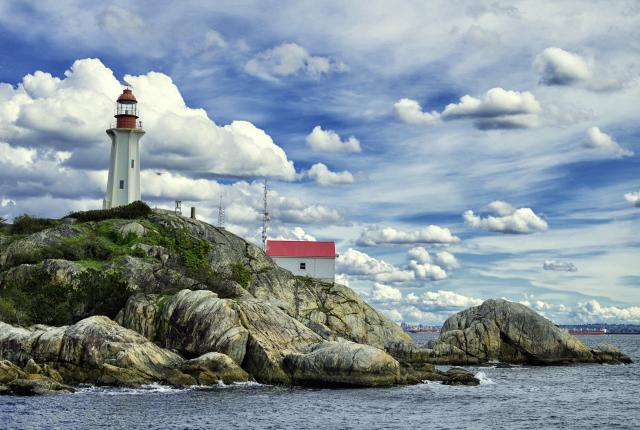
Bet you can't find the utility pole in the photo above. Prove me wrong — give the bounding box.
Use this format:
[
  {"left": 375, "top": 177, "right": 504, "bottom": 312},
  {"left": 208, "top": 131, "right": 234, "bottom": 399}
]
[
  {"left": 261, "top": 178, "right": 269, "bottom": 250},
  {"left": 218, "top": 194, "right": 225, "bottom": 229}
]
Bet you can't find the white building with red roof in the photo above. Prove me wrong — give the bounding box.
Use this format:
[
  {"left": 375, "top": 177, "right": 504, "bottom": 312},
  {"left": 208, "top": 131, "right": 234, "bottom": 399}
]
[{"left": 266, "top": 240, "right": 336, "bottom": 281}]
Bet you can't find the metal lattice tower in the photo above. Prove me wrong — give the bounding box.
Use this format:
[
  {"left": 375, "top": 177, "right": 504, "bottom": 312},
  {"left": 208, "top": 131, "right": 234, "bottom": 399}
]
[
  {"left": 261, "top": 178, "right": 269, "bottom": 250},
  {"left": 218, "top": 195, "right": 225, "bottom": 229}
]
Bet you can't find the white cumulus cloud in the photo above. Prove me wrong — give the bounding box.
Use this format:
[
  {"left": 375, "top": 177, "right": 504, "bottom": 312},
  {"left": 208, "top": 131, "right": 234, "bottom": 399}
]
[
  {"left": 393, "top": 98, "right": 441, "bottom": 126},
  {"left": 372, "top": 283, "right": 403, "bottom": 302},
  {"left": 408, "top": 260, "right": 448, "bottom": 281},
  {"left": 584, "top": 126, "right": 633, "bottom": 158},
  {"left": 245, "top": 43, "right": 347, "bottom": 81},
  {"left": 305, "top": 125, "right": 361, "bottom": 153},
  {"left": 395, "top": 87, "right": 542, "bottom": 130},
  {"left": 463, "top": 202, "right": 548, "bottom": 234},
  {"left": 306, "top": 163, "right": 354, "bottom": 186},
  {"left": 356, "top": 225, "right": 459, "bottom": 246},
  {"left": 534, "top": 47, "right": 591, "bottom": 86}
]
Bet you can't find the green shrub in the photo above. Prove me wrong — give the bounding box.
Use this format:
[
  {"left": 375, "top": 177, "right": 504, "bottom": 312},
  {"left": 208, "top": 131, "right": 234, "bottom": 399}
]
[
  {"left": 11, "top": 214, "right": 57, "bottom": 235},
  {"left": 66, "top": 201, "right": 151, "bottom": 223},
  {"left": 231, "top": 263, "right": 252, "bottom": 289},
  {"left": 0, "top": 267, "right": 130, "bottom": 326}
]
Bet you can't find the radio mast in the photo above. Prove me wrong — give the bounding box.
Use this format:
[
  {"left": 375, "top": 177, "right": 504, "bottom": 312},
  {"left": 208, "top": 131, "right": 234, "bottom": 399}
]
[
  {"left": 261, "top": 178, "right": 269, "bottom": 250},
  {"left": 217, "top": 195, "right": 225, "bottom": 229}
]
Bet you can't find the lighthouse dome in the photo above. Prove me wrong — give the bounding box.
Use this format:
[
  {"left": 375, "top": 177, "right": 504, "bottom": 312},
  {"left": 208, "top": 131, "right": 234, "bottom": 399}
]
[{"left": 117, "top": 88, "right": 137, "bottom": 104}]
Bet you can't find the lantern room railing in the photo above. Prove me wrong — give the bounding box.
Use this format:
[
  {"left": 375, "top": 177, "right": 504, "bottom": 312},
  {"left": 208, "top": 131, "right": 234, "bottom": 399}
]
[{"left": 109, "top": 120, "right": 143, "bottom": 129}]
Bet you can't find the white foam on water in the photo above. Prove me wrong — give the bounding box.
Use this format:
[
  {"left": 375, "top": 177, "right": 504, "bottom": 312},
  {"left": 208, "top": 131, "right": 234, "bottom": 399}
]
[
  {"left": 77, "top": 383, "right": 188, "bottom": 396},
  {"left": 474, "top": 371, "right": 495, "bottom": 385}
]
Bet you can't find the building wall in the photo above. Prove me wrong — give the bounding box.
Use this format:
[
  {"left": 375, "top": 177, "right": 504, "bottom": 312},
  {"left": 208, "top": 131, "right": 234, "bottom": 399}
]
[
  {"left": 104, "top": 128, "right": 145, "bottom": 209},
  {"left": 271, "top": 256, "right": 335, "bottom": 281}
]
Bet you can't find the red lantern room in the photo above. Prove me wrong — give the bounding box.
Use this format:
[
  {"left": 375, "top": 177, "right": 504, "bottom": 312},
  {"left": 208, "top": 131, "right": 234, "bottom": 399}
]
[{"left": 114, "top": 88, "right": 139, "bottom": 128}]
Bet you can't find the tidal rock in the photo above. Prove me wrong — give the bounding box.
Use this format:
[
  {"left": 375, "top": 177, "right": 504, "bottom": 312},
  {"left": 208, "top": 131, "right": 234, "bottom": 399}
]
[
  {"left": 435, "top": 299, "right": 596, "bottom": 364},
  {"left": 441, "top": 367, "right": 480, "bottom": 386},
  {"left": 180, "top": 352, "right": 250, "bottom": 385},
  {"left": 6, "top": 377, "right": 75, "bottom": 395},
  {"left": 283, "top": 341, "right": 401, "bottom": 387},
  {"left": 591, "top": 343, "right": 633, "bottom": 364}
]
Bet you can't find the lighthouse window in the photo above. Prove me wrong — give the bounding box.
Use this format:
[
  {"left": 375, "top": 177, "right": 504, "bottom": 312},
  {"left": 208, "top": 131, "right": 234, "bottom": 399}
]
[
  {"left": 131, "top": 159, "right": 135, "bottom": 168},
  {"left": 299, "top": 262, "right": 306, "bottom": 270},
  {"left": 119, "top": 180, "right": 124, "bottom": 189}
]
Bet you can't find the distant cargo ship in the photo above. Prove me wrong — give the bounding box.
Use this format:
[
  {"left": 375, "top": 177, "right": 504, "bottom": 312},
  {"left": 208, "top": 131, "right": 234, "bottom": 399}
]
[{"left": 568, "top": 328, "right": 607, "bottom": 335}]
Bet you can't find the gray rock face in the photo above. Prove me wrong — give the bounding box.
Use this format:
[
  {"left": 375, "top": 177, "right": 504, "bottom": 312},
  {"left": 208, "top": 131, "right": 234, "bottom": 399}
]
[
  {"left": 118, "top": 290, "right": 323, "bottom": 384},
  {"left": 157, "top": 290, "right": 250, "bottom": 365},
  {"left": 435, "top": 299, "right": 601, "bottom": 364},
  {"left": 283, "top": 341, "right": 402, "bottom": 387},
  {"left": 118, "top": 222, "right": 145, "bottom": 238}
]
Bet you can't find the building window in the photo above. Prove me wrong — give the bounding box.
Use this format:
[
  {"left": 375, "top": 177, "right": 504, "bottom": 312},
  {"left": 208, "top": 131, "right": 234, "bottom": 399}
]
[
  {"left": 131, "top": 159, "right": 135, "bottom": 168},
  {"left": 119, "top": 180, "right": 124, "bottom": 189},
  {"left": 299, "top": 262, "right": 306, "bottom": 270}
]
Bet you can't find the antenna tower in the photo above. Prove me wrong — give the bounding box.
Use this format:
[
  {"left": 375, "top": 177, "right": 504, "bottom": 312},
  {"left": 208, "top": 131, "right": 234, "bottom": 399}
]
[
  {"left": 218, "top": 195, "right": 225, "bottom": 229},
  {"left": 261, "top": 178, "right": 269, "bottom": 250}
]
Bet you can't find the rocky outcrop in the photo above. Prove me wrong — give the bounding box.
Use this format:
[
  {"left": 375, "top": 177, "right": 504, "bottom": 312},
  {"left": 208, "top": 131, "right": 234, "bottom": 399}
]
[
  {"left": 283, "top": 341, "right": 402, "bottom": 387},
  {"left": 0, "top": 316, "right": 185, "bottom": 387},
  {"left": 431, "top": 299, "right": 631, "bottom": 365}
]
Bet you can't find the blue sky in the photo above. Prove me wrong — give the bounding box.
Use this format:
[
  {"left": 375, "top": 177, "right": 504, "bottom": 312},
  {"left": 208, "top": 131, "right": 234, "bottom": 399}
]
[{"left": 0, "top": 0, "right": 639, "bottom": 324}]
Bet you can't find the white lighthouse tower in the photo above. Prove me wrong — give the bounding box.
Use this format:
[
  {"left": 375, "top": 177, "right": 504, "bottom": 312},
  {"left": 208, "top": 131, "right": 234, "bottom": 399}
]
[{"left": 103, "top": 88, "right": 145, "bottom": 209}]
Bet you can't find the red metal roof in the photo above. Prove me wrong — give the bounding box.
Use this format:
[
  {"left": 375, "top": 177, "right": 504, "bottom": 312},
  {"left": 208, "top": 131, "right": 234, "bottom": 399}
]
[
  {"left": 117, "top": 88, "right": 137, "bottom": 103},
  {"left": 266, "top": 240, "right": 336, "bottom": 258}
]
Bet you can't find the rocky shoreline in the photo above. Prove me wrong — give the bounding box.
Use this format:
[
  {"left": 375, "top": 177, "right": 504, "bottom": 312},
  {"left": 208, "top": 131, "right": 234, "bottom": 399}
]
[{"left": 0, "top": 206, "right": 632, "bottom": 395}]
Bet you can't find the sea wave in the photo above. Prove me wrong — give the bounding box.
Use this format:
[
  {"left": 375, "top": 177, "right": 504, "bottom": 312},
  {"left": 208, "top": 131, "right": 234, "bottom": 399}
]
[{"left": 474, "top": 371, "right": 495, "bottom": 385}]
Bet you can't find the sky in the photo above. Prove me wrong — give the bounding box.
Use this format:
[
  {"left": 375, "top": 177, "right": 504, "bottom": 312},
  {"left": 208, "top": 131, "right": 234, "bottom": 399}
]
[{"left": 0, "top": 0, "right": 639, "bottom": 325}]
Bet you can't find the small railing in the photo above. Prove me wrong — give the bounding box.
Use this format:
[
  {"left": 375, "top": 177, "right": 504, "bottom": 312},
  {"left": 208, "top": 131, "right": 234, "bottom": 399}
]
[{"left": 108, "top": 120, "right": 143, "bottom": 129}]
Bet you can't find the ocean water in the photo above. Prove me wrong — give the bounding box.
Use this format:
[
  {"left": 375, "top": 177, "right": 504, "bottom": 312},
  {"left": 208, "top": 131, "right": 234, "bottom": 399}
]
[{"left": 1, "top": 334, "right": 639, "bottom": 430}]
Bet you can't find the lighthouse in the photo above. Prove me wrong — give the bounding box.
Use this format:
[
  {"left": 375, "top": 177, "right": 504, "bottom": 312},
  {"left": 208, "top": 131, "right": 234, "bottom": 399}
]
[{"left": 103, "top": 88, "right": 145, "bottom": 209}]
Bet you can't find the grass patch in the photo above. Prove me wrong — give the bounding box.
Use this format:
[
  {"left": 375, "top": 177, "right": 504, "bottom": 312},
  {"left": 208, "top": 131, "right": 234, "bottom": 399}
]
[{"left": 231, "top": 263, "right": 252, "bottom": 289}]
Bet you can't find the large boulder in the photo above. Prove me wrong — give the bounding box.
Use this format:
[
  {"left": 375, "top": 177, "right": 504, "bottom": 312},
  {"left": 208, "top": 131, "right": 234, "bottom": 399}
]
[
  {"left": 283, "top": 341, "right": 402, "bottom": 387},
  {"left": 433, "top": 299, "right": 623, "bottom": 364},
  {"left": 179, "top": 352, "right": 250, "bottom": 385},
  {"left": 156, "top": 290, "right": 249, "bottom": 364}
]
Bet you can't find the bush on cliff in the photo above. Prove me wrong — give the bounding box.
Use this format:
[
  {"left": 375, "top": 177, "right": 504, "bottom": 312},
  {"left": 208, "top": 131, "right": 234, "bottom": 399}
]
[
  {"left": 0, "top": 267, "right": 130, "bottom": 326},
  {"left": 10, "top": 214, "right": 58, "bottom": 235},
  {"left": 66, "top": 201, "right": 151, "bottom": 223}
]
